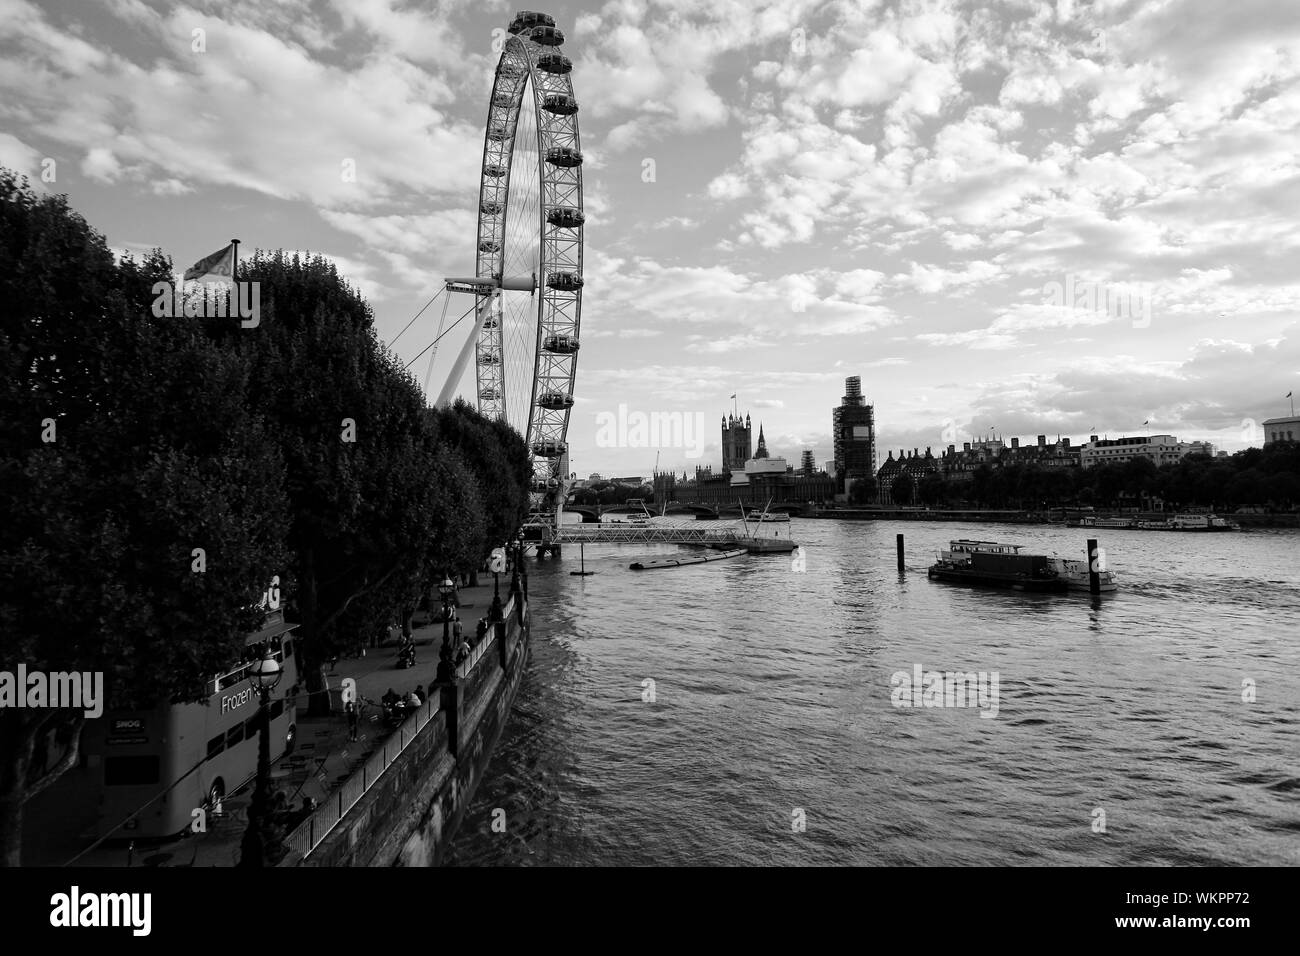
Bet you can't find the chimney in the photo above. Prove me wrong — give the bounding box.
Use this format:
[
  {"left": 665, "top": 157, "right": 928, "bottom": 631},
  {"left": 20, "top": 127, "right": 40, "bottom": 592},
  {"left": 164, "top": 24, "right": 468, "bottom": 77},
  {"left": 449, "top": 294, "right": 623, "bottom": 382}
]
[
  {"left": 1011, "top": 437, "right": 1019, "bottom": 449},
  {"left": 1037, "top": 434, "right": 1046, "bottom": 448},
  {"left": 948, "top": 444, "right": 955, "bottom": 454},
  {"left": 1090, "top": 435, "right": 1099, "bottom": 444},
  {"left": 1063, "top": 437, "right": 1071, "bottom": 447},
  {"left": 963, "top": 442, "right": 971, "bottom": 452}
]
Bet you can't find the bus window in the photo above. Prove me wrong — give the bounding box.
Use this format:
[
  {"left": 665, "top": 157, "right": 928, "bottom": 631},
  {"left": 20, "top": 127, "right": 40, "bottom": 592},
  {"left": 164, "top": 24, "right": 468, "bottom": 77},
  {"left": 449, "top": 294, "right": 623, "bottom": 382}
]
[
  {"left": 269, "top": 699, "right": 284, "bottom": 720},
  {"left": 105, "top": 755, "right": 160, "bottom": 786},
  {"left": 207, "top": 734, "right": 225, "bottom": 759},
  {"left": 226, "top": 722, "right": 245, "bottom": 747},
  {"left": 283, "top": 640, "right": 294, "bottom": 659}
]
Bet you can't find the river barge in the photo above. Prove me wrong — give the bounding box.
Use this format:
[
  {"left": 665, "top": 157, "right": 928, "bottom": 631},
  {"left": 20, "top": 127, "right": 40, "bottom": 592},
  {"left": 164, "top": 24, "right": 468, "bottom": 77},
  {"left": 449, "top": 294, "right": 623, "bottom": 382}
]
[
  {"left": 928, "top": 547, "right": 1068, "bottom": 592},
  {"left": 943, "top": 539, "right": 1118, "bottom": 592}
]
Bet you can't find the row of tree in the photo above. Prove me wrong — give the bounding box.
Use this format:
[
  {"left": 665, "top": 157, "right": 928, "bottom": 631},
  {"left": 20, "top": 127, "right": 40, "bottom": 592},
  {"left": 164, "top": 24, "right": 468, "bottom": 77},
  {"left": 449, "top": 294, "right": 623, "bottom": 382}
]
[
  {"left": 0, "top": 170, "right": 531, "bottom": 864},
  {"left": 568, "top": 481, "right": 654, "bottom": 506},
  {"left": 853, "top": 442, "right": 1300, "bottom": 511}
]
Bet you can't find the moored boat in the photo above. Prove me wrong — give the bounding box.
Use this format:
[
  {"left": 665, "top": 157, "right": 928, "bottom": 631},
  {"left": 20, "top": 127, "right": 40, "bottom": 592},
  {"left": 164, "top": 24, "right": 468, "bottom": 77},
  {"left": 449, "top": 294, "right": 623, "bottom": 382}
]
[
  {"left": 939, "top": 539, "right": 1117, "bottom": 592},
  {"left": 928, "top": 549, "right": 1068, "bottom": 592},
  {"left": 1075, "top": 516, "right": 1135, "bottom": 529},
  {"left": 1134, "top": 513, "right": 1239, "bottom": 531}
]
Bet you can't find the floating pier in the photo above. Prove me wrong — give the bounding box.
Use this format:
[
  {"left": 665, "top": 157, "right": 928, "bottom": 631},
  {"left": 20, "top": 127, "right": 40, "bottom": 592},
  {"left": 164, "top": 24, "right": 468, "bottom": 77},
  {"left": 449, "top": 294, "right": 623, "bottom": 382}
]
[{"left": 629, "top": 547, "right": 747, "bottom": 570}]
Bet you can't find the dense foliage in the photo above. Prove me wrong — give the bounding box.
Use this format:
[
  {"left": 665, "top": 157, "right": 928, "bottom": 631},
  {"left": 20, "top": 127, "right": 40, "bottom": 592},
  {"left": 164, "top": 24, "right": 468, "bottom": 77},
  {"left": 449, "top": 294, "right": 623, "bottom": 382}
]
[
  {"left": 0, "top": 171, "right": 530, "bottom": 863},
  {"left": 899, "top": 445, "right": 1300, "bottom": 511}
]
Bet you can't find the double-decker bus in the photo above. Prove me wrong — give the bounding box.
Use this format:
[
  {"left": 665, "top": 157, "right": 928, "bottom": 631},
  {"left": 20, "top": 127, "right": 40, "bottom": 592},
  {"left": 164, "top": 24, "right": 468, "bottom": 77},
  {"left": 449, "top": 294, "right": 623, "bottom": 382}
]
[{"left": 80, "top": 578, "right": 300, "bottom": 840}]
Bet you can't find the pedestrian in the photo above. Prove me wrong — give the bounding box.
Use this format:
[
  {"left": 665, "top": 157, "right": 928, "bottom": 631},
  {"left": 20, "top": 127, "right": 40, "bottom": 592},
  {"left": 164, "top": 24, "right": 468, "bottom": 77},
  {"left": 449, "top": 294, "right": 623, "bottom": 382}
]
[{"left": 345, "top": 699, "right": 359, "bottom": 741}]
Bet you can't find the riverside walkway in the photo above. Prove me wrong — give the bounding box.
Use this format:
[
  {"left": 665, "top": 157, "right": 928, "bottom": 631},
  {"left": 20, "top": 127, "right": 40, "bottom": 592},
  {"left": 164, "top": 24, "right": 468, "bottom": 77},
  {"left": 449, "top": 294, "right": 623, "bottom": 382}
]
[{"left": 23, "top": 579, "right": 507, "bottom": 868}]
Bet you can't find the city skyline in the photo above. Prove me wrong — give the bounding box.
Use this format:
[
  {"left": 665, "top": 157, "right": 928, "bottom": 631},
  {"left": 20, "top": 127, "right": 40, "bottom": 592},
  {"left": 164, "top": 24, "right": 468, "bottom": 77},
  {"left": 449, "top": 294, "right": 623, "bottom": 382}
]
[{"left": 1, "top": 0, "right": 1297, "bottom": 475}]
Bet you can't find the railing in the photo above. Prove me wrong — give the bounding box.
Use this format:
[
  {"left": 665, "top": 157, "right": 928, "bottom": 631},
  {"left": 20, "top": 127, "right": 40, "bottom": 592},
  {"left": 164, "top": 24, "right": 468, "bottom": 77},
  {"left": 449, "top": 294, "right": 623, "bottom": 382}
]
[
  {"left": 283, "top": 593, "right": 524, "bottom": 861},
  {"left": 556, "top": 524, "right": 747, "bottom": 544},
  {"left": 282, "top": 692, "right": 441, "bottom": 860}
]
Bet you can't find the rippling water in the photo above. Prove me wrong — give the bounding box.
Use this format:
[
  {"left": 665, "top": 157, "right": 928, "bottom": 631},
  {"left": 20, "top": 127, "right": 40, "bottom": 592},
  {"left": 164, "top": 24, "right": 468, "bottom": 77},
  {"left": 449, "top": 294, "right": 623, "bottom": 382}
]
[{"left": 443, "top": 519, "right": 1300, "bottom": 866}]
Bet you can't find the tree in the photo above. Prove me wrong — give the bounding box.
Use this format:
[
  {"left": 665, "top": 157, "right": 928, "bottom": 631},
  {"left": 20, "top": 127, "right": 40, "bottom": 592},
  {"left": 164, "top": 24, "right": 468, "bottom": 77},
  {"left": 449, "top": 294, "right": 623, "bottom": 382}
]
[
  {"left": 917, "top": 473, "right": 945, "bottom": 507},
  {"left": 891, "top": 473, "right": 915, "bottom": 506},
  {"left": 0, "top": 171, "right": 288, "bottom": 865},
  {"left": 849, "top": 476, "right": 876, "bottom": 505},
  {"left": 224, "top": 251, "right": 449, "bottom": 716}
]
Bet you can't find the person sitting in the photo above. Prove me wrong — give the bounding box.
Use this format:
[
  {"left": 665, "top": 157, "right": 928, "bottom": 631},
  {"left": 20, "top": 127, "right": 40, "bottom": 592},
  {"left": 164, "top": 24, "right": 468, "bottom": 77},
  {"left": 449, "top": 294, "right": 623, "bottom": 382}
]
[
  {"left": 381, "top": 687, "right": 399, "bottom": 708},
  {"left": 456, "top": 638, "right": 471, "bottom": 663},
  {"left": 414, "top": 684, "right": 426, "bottom": 704}
]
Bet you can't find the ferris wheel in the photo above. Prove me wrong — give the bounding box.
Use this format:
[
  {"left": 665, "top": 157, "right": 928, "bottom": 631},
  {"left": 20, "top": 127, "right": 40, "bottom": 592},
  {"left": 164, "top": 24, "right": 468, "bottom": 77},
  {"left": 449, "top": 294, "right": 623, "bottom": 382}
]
[{"left": 439, "top": 11, "right": 584, "bottom": 521}]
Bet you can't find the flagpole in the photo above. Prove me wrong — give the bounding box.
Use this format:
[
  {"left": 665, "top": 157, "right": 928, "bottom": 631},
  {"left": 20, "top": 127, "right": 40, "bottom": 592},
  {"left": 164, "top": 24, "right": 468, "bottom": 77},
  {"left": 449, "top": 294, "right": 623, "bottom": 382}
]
[{"left": 230, "top": 238, "right": 240, "bottom": 285}]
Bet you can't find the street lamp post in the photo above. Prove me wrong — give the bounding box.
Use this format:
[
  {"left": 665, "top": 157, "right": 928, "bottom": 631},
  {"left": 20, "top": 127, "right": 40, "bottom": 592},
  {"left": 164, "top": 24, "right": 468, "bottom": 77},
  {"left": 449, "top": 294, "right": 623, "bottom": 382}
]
[
  {"left": 239, "top": 650, "right": 283, "bottom": 867},
  {"left": 436, "top": 575, "right": 456, "bottom": 684}
]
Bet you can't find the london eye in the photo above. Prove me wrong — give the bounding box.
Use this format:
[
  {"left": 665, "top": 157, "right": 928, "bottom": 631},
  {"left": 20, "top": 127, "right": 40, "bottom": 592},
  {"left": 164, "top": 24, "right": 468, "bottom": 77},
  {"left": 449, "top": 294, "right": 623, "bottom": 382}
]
[{"left": 435, "top": 11, "right": 584, "bottom": 529}]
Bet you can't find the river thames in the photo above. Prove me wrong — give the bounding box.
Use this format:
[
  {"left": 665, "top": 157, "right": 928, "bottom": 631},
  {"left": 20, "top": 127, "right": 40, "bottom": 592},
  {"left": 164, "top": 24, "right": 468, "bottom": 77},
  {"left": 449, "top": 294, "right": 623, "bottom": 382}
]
[{"left": 444, "top": 518, "right": 1300, "bottom": 866}]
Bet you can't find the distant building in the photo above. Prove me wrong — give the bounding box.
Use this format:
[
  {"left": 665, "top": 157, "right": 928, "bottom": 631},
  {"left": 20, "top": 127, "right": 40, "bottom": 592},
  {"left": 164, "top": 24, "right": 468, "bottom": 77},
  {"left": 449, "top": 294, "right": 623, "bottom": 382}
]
[
  {"left": 721, "top": 413, "right": 752, "bottom": 474},
  {"left": 877, "top": 448, "right": 941, "bottom": 504},
  {"left": 1263, "top": 416, "right": 1300, "bottom": 445},
  {"left": 652, "top": 417, "right": 835, "bottom": 506},
  {"left": 833, "top": 376, "right": 875, "bottom": 495},
  {"left": 1080, "top": 434, "right": 1214, "bottom": 469},
  {"left": 800, "top": 450, "right": 815, "bottom": 476}
]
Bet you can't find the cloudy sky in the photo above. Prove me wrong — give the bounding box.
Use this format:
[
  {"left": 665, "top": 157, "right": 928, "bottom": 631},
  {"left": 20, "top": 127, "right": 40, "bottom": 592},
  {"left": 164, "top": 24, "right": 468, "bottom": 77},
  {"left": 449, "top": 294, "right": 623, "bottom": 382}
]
[{"left": 3, "top": 0, "right": 1299, "bottom": 477}]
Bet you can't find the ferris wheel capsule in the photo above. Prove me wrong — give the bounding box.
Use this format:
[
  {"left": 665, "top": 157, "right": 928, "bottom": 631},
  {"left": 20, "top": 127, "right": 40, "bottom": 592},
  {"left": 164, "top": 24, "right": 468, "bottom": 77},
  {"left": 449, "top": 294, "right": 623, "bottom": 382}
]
[
  {"left": 545, "top": 146, "right": 582, "bottom": 168},
  {"left": 542, "top": 93, "right": 578, "bottom": 115},
  {"left": 532, "top": 440, "right": 568, "bottom": 458},
  {"left": 480, "top": 201, "right": 504, "bottom": 216},
  {"left": 538, "top": 390, "right": 575, "bottom": 410},
  {"left": 547, "top": 271, "right": 584, "bottom": 291},
  {"left": 484, "top": 164, "right": 507, "bottom": 178},
  {"left": 543, "top": 334, "right": 579, "bottom": 354},
  {"left": 528, "top": 25, "right": 565, "bottom": 45},
  {"left": 546, "top": 207, "right": 585, "bottom": 229},
  {"left": 537, "top": 52, "right": 572, "bottom": 74},
  {"left": 509, "top": 11, "right": 555, "bottom": 34}
]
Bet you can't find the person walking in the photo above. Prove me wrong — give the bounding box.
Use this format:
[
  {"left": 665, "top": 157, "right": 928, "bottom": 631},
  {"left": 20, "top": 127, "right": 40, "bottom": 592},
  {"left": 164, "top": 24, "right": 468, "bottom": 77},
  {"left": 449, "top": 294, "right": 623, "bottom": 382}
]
[{"left": 345, "top": 699, "right": 359, "bottom": 741}]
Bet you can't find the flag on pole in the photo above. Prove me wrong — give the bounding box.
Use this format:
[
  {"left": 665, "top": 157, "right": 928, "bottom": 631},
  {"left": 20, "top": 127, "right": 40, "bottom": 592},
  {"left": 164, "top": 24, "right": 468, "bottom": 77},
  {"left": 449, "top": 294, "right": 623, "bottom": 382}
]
[
  {"left": 1142, "top": 420, "right": 1149, "bottom": 425},
  {"left": 184, "top": 243, "right": 236, "bottom": 283},
  {"left": 730, "top": 393, "right": 736, "bottom": 399},
  {"left": 1288, "top": 392, "right": 1293, "bottom": 398}
]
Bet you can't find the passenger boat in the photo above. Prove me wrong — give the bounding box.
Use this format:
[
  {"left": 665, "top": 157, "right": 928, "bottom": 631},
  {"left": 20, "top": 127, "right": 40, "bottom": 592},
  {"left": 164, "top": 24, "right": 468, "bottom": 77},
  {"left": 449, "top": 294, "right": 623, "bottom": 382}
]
[
  {"left": 1134, "top": 513, "right": 1239, "bottom": 531},
  {"left": 745, "top": 510, "right": 790, "bottom": 523},
  {"left": 928, "top": 549, "right": 1067, "bottom": 592},
  {"left": 943, "top": 539, "right": 1117, "bottom": 592},
  {"left": 1075, "top": 516, "right": 1135, "bottom": 529},
  {"left": 937, "top": 539, "right": 1116, "bottom": 592}
]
